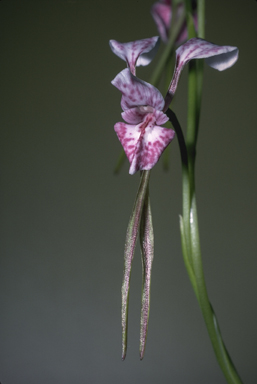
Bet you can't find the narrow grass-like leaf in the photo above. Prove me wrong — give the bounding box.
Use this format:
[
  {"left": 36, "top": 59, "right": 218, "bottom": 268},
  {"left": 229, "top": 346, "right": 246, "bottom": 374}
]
[
  {"left": 210, "top": 303, "right": 242, "bottom": 382},
  {"left": 139, "top": 188, "right": 154, "bottom": 360},
  {"left": 179, "top": 215, "right": 198, "bottom": 299},
  {"left": 121, "top": 170, "right": 150, "bottom": 360}
]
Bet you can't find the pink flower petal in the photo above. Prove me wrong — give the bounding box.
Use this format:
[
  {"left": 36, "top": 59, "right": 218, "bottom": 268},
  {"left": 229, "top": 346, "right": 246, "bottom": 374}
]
[
  {"left": 154, "top": 109, "right": 169, "bottom": 125},
  {"left": 175, "top": 6, "right": 198, "bottom": 44},
  {"left": 109, "top": 37, "right": 160, "bottom": 75},
  {"left": 165, "top": 38, "right": 239, "bottom": 109},
  {"left": 151, "top": 1, "right": 197, "bottom": 44},
  {"left": 176, "top": 38, "right": 239, "bottom": 70},
  {"left": 151, "top": 1, "right": 171, "bottom": 43},
  {"left": 114, "top": 122, "right": 141, "bottom": 164},
  {"left": 129, "top": 125, "right": 175, "bottom": 174},
  {"left": 114, "top": 113, "right": 174, "bottom": 175},
  {"left": 111, "top": 69, "right": 165, "bottom": 111}
]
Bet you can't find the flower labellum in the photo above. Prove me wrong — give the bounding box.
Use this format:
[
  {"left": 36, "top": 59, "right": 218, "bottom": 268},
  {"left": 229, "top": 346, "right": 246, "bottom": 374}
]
[{"left": 111, "top": 68, "right": 175, "bottom": 174}]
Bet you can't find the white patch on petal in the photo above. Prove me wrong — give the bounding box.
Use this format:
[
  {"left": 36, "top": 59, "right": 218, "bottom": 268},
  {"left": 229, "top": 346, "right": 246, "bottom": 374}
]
[{"left": 205, "top": 49, "right": 239, "bottom": 71}]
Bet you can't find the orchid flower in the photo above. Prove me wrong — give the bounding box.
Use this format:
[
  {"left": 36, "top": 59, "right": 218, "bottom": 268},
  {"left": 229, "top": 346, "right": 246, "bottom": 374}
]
[
  {"left": 151, "top": 0, "right": 197, "bottom": 44},
  {"left": 111, "top": 37, "right": 238, "bottom": 174},
  {"left": 109, "top": 37, "right": 160, "bottom": 76},
  {"left": 112, "top": 69, "right": 175, "bottom": 175},
  {"left": 110, "top": 37, "right": 174, "bottom": 175}
]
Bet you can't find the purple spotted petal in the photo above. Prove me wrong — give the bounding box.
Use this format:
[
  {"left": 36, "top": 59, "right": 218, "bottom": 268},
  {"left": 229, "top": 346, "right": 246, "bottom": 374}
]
[
  {"left": 165, "top": 38, "right": 239, "bottom": 108},
  {"left": 109, "top": 37, "right": 160, "bottom": 75},
  {"left": 176, "top": 38, "right": 239, "bottom": 70},
  {"left": 114, "top": 122, "right": 141, "bottom": 164},
  {"left": 151, "top": 0, "right": 171, "bottom": 43},
  {"left": 111, "top": 69, "right": 165, "bottom": 111},
  {"left": 129, "top": 125, "right": 175, "bottom": 175},
  {"left": 151, "top": 1, "right": 197, "bottom": 44},
  {"left": 114, "top": 113, "right": 174, "bottom": 175}
]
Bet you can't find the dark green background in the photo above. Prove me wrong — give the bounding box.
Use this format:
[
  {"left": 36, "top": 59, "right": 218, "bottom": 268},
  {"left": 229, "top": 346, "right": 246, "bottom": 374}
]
[{"left": 1, "top": 1, "right": 256, "bottom": 383}]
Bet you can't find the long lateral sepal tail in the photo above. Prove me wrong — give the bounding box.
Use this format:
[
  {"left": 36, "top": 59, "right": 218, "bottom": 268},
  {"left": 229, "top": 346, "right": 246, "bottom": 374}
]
[
  {"left": 139, "top": 187, "right": 154, "bottom": 360},
  {"left": 121, "top": 171, "right": 151, "bottom": 360}
]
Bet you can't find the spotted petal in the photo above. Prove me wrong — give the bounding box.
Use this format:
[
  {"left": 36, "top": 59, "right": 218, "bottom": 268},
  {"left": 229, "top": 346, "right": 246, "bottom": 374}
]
[
  {"left": 112, "top": 68, "right": 165, "bottom": 112},
  {"left": 165, "top": 38, "right": 239, "bottom": 107},
  {"left": 129, "top": 126, "right": 175, "bottom": 174},
  {"left": 109, "top": 37, "right": 160, "bottom": 75},
  {"left": 114, "top": 122, "right": 141, "bottom": 164},
  {"left": 152, "top": 1, "right": 197, "bottom": 44}
]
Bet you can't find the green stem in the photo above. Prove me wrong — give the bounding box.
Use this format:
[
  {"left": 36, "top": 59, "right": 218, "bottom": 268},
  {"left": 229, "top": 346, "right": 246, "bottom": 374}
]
[
  {"left": 170, "top": 105, "right": 243, "bottom": 383},
  {"left": 190, "top": 194, "right": 243, "bottom": 384},
  {"left": 180, "top": 1, "right": 243, "bottom": 383},
  {"left": 166, "top": 109, "right": 192, "bottom": 263},
  {"left": 197, "top": 0, "right": 205, "bottom": 39}
]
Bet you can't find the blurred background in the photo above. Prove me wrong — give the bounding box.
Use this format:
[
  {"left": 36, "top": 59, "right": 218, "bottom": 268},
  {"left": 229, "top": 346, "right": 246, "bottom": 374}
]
[{"left": 0, "top": 1, "right": 256, "bottom": 383}]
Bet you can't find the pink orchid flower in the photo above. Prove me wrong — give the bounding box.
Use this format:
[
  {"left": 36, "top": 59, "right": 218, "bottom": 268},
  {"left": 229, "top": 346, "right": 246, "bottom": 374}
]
[
  {"left": 109, "top": 37, "right": 160, "bottom": 76},
  {"left": 112, "top": 69, "right": 175, "bottom": 175},
  {"left": 111, "top": 37, "right": 238, "bottom": 174},
  {"left": 151, "top": 0, "right": 197, "bottom": 43}
]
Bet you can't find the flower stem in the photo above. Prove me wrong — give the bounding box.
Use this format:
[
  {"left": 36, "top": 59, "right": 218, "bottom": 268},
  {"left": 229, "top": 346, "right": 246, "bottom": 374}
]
[
  {"left": 179, "top": 1, "right": 244, "bottom": 382},
  {"left": 168, "top": 106, "right": 243, "bottom": 384},
  {"left": 189, "top": 194, "right": 243, "bottom": 384}
]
